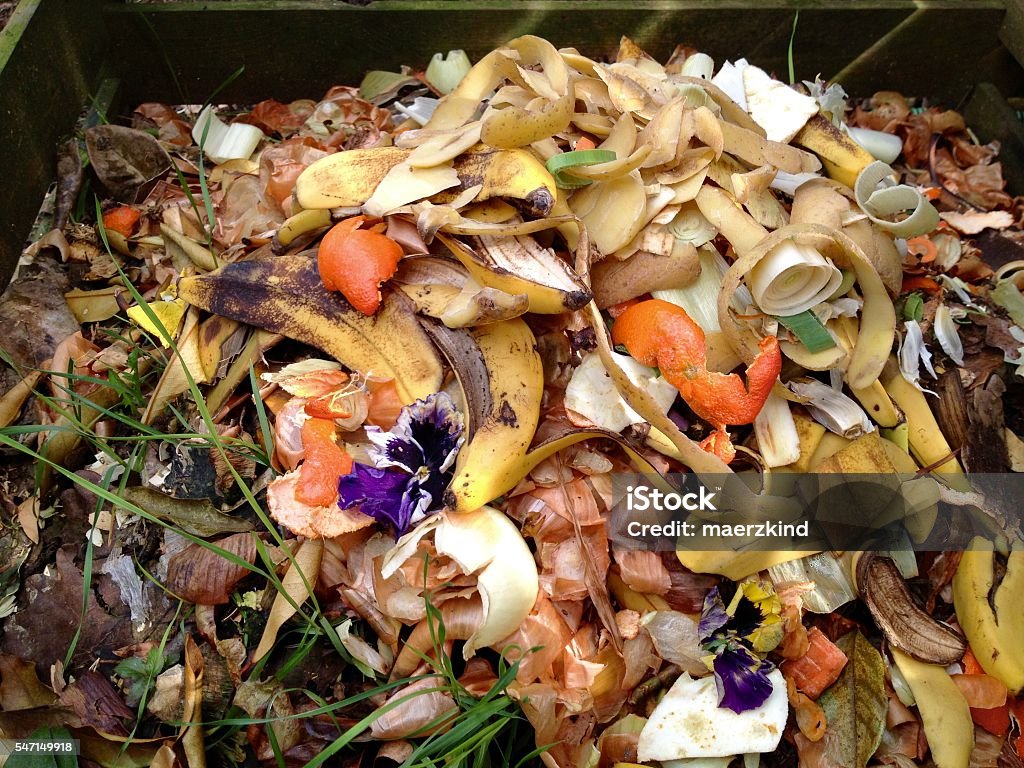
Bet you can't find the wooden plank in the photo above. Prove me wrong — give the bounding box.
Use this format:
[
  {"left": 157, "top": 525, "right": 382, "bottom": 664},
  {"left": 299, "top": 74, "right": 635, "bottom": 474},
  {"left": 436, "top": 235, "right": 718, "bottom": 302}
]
[
  {"left": 963, "top": 82, "right": 1024, "bottom": 196},
  {"left": 1003, "top": 0, "right": 1024, "bottom": 69},
  {"left": 0, "top": 0, "right": 107, "bottom": 288},
  {"left": 105, "top": 2, "right": 954, "bottom": 105},
  {"left": 831, "top": 5, "right": 1022, "bottom": 103}
]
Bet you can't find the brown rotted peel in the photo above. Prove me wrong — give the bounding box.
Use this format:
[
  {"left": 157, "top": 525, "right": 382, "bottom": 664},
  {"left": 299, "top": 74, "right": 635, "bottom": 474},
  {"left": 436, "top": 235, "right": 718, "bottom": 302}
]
[{"left": 858, "top": 554, "right": 967, "bottom": 665}]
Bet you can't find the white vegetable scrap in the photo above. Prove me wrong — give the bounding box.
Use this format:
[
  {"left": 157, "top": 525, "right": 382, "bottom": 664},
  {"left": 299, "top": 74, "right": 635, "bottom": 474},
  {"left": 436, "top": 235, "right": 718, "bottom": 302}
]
[
  {"left": 742, "top": 65, "right": 818, "bottom": 143},
  {"left": 565, "top": 351, "right": 678, "bottom": 432},
  {"left": 192, "top": 105, "right": 264, "bottom": 165},
  {"left": 637, "top": 670, "right": 788, "bottom": 761},
  {"left": 899, "top": 320, "right": 937, "bottom": 391},
  {"left": 748, "top": 240, "right": 843, "bottom": 316}
]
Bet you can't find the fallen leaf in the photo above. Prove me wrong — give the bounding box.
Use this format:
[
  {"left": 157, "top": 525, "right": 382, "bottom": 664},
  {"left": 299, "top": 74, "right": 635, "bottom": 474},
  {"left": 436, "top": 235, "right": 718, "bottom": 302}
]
[
  {"left": 0, "top": 655, "right": 58, "bottom": 710},
  {"left": 165, "top": 532, "right": 258, "bottom": 605},
  {"left": 0, "top": 258, "right": 80, "bottom": 369},
  {"left": 253, "top": 539, "right": 323, "bottom": 660},
  {"left": 58, "top": 670, "right": 134, "bottom": 736},
  {"left": 939, "top": 210, "right": 1014, "bottom": 235},
  {"left": 817, "top": 631, "right": 888, "bottom": 768},
  {"left": 85, "top": 125, "right": 172, "bottom": 202},
  {"left": 121, "top": 487, "right": 254, "bottom": 537},
  {"left": 1, "top": 546, "right": 132, "bottom": 676},
  {"left": 182, "top": 635, "right": 206, "bottom": 768},
  {"left": 233, "top": 679, "right": 303, "bottom": 757},
  {"left": 16, "top": 496, "right": 39, "bottom": 544},
  {"left": 150, "top": 744, "right": 181, "bottom": 768}
]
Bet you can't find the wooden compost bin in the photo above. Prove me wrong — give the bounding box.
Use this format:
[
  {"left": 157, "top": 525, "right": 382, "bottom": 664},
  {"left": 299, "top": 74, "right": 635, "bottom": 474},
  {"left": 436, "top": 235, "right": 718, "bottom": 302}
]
[{"left": 1, "top": 0, "right": 1023, "bottom": 289}]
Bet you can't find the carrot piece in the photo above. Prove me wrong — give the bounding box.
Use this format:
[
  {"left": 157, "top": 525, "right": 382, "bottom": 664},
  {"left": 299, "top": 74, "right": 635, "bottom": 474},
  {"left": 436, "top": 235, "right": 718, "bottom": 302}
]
[
  {"left": 101, "top": 206, "right": 141, "bottom": 237},
  {"left": 296, "top": 418, "right": 352, "bottom": 507},
  {"left": 781, "top": 627, "right": 849, "bottom": 699},
  {"left": 900, "top": 275, "right": 942, "bottom": 295},
  {"left": 962, "top": 648, "right": 985, "bottom": 676},
  {"left": 574, "top": 135, "right": 598, "bottom": 151},
  {"left": 317, "top": 216, "right": 403, "bottom": 315},
  {"left": 906, "top": 236, "right": 938, "bottom": 264}
]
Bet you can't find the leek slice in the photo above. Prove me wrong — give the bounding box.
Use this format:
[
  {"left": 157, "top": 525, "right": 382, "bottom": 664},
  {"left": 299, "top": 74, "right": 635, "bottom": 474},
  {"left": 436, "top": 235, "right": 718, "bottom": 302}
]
[
  {"left": 192, "top": 106, "right": 264, "bottom": 165},
  {"left": 775, "top": 310, "right": 836, "bottom": 353},
  {"left": 545, "top": 149, "right": 617, "bottom": 188},
  {"left": 425, "top": 50, "right": 473, "bottom": 95},
  {"left": 748, "top": 240, "right": 843, "bottom": 316},
  {"left": 854, "top": 161, "right": 939, "bottom": 238}
]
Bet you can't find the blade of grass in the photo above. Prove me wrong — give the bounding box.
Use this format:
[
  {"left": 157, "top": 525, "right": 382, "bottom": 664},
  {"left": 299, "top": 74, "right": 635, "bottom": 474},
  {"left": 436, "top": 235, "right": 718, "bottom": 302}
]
[{"left": 788, "top": 9, "right": 800, "bottom": 85}]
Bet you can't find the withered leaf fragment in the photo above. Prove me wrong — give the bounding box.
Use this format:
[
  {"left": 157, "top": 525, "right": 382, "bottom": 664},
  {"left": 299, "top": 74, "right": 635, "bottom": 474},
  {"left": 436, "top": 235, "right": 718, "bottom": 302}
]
[
  {"left": 859, "top": 554, "right": 966, "bottom": 665},
  {"left": 85, "top": 125, "right": 171, "bottom": 202},
  {"left": 122, "top": 486, "right": 254, "bottom": 538}
]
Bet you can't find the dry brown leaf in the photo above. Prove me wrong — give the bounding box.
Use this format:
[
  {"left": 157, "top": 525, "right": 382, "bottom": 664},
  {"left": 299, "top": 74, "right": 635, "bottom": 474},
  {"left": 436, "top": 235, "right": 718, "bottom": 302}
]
[
  {"left": 0, "top": 256, "right": 80, "bottom": 370},
  {"left": 165, "top": 532, "right": 258, "bottom": 605},
  {"left": 150, "top": 745, "right": 181, "bottom": 768},
  {"left": 0, "top": 655, "right": 57, "bottom": 710},
  {"left": 0, "top": 369, "right": 42, "bottom": 428},
  {"left": 59, "top": 670, "right": 134, "bottom": 736},
  {"left": 253, "top": 539, "right": 323, "bottom": 660},
  {"left": 939, "top": 209, "right": 1014, "bottom": 235},
  {"left": 2, "top": 546, "right": 132, "bottom": 674},
  {"left": 233, "top": 678, "right": 303, "bottom": 757},
  {"left": 85, "top": 124, "right": 172, "bottom": 202},
  {"left": 182, "top": 635, "right": 206, "bottom": 768},
  {"left": 15, "top": 496, "right": 39, "bottom": 544}
]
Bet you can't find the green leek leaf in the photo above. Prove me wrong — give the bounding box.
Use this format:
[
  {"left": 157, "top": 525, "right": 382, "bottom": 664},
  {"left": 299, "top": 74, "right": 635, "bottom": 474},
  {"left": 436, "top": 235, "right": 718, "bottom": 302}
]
[
  {"left": 546, "top": 149, "right": 616, "bottom": 189},
  {"left": 901, "top": 292, "right": 924, "bottom": 322},
  {"left": 775, "top": 310, "right": 836, "bottom": 353}
]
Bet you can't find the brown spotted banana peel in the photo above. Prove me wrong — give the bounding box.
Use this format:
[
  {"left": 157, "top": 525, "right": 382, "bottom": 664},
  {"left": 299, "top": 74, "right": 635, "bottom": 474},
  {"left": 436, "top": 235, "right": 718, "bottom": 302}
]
[
  {"left": 176, "top": 251, "right": 444, "bottom": 404},
  {"left": 423, "top": 314, "right": 672, "bottom": 514},
  {"left": 858, "top": 554, "right": 966, "bottom": 665},
  {"left": 792, "top": 113, "right": 876, "bottom": 189}
]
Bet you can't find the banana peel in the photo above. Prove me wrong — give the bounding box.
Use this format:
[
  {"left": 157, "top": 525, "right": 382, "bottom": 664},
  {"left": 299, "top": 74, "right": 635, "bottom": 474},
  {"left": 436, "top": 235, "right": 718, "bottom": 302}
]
[
  {"left": 294, "top": 145, "right": 557, "bottom": 217},
  {"left": 438, "top": 232, "right": 591, "bottom": 314},
  {"left": 176, "top": 251, "right": 443, "bottom": 404},
  {"left": 953, "top": 537, "right": 1024, "bottom": 694},
  {"left": 891, "top": 648, "right": 974, "bottom": 768},
  {"left": 881, "top": 360, "right": 971, "bottom": 491},
  {"left": 792, "top": 114, "right": 875, "bottom": 189}
]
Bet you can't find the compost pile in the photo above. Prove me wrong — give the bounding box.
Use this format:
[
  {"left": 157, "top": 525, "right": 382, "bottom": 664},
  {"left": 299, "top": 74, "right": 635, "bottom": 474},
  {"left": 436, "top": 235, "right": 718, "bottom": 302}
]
[{"left": 0, "top": 34, "right": 1023, "bottom": 768}]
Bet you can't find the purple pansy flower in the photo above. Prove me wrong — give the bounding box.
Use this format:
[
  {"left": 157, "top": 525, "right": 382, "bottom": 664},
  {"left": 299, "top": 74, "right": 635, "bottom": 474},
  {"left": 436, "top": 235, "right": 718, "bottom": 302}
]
[
  {"left": 711, "top": 642, "right": 776, "bottom": 714},
  {"left": 698, "top": 586, "right": 731, "bottom": 640},
  {"left": 699, "top": 583, "right": 779, "bottom": 714},
  {"left": 337, "top": 392, "right": 464, "bottom": 537}
]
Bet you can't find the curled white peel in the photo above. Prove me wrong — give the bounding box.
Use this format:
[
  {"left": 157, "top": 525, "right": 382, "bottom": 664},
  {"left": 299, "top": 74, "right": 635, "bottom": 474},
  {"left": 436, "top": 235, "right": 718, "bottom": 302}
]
[
  {"left": 433, "top": 507, "right": 539, "bottom": 657},
  {"left": 380, "top": 507, "right": 539, "bottom": 660},
  {"left": 748, "top": 240, "right": 843, "bottom": 316}
]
